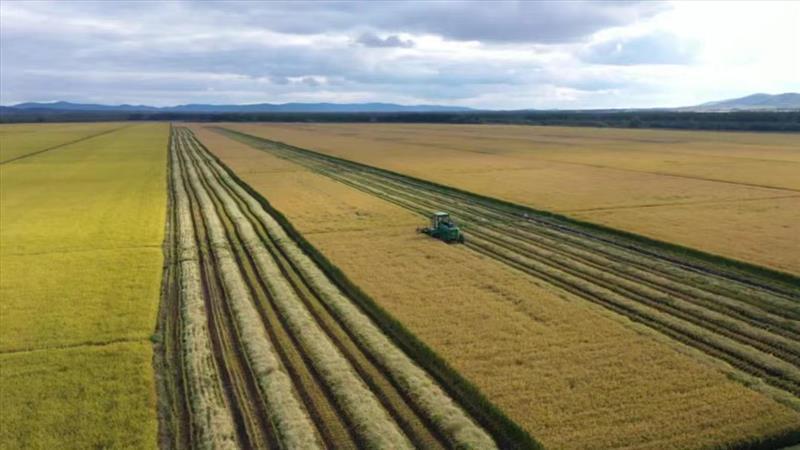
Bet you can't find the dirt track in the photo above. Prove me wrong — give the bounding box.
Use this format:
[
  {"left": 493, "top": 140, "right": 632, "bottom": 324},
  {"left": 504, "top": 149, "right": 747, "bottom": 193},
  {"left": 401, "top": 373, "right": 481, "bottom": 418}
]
[
  {"left": 158, "top": 127, "right": 498, "bottom": 449},
  {"left": 216, "top": 128, "right": 800, "bottom": 400}
]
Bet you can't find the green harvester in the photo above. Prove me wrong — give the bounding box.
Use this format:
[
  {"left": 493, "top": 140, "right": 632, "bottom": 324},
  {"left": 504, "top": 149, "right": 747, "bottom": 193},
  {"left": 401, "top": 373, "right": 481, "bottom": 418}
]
[{"left": 417, "top": 211, "right": 465, "bottom": 243}]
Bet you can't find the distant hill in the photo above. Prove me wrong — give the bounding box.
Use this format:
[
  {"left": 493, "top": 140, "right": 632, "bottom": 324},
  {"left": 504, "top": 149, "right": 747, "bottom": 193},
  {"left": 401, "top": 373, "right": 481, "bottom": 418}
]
[
  {"left": 8, "top": 101, "right": 474, "bottom": 113},
  {"left": 11, "top": 101, "right": 157, "bottom": 112},
  {"left": 688, "top": 93, "right": 800, "bottom": 111}
]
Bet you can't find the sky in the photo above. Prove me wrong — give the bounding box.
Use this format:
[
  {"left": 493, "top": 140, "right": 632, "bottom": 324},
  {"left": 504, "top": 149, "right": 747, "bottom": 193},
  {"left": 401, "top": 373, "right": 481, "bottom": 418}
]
[{"left": 1, "top": 0, "right": 798, "bottom": 109}]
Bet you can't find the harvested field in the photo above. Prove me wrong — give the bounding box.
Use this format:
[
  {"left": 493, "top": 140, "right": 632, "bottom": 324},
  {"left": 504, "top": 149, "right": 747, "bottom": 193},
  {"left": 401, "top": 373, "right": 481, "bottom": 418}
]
[
  {"left": 192, "top": 124, "right": 800, "bottom": 450},
  {"left": 162, "top": 127, "right": 501, "bottom": 449},
  {"left": 220, "top": 123, "right": 800, "bottom": 274},
  {"left": 0, "top": 123, "right": 168, "bottom": 448}
]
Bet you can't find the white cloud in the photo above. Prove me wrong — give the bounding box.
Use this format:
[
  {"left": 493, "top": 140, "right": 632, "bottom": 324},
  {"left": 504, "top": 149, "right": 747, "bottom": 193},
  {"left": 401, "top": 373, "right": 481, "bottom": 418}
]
[{"left": 0, "top": 0, "right": 797, "bottom": 108}]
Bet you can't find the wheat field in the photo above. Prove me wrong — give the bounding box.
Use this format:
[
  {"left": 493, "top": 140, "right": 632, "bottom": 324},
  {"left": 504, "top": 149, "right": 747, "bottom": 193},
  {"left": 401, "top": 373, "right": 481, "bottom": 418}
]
[{"left": 191, "top": 124, "right": 800, "bottom": 450}]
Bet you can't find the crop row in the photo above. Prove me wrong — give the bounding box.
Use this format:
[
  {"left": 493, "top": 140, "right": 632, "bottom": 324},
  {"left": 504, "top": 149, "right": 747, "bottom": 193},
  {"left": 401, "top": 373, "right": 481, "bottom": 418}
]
[
  {"left": 188, "top": 132, "right": 499, "bottom": 449},
  {"left": 165, "top": 127, "right": 498, "bottom": 449}
]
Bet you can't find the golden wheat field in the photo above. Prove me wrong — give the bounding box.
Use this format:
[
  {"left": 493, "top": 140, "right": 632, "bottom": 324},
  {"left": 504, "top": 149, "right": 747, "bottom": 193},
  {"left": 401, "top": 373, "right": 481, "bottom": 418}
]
[
  {"left": 221, "top": 123, "right": 800, "bottom": 274},
  {"left": 191, "top": 125, "right": 800, "bottom": 450}
]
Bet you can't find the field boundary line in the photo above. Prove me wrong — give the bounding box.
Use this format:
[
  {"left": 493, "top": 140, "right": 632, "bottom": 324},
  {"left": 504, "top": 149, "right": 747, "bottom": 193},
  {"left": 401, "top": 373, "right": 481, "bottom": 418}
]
[
  {"left": 560, "top": 194, "right": 800, "bottom": 213},
  {"left": 0, "top": 336, "right": 148, "bottom": 356},
  {"left": 0, "top": 123, "right": 134, "bottom": 165},
  {"left": 0, "top": 244, "right": 162, "bottom": 258},
  {"left": 513, "top": 156, "right": 800, "bottom": 193},
  {"left": 427, "top": 130, "right": 800, "bottom": 164}
]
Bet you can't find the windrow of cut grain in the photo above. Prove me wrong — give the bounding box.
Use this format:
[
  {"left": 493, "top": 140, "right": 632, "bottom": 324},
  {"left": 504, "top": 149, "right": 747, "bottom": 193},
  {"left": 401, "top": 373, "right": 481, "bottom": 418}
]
[
  {"left": 474, "top": 226, "right": 800, "bottom": 356},
  {"left": 177, "top": 138, "right": 324, "bottom": 450},
  {"left": 188, "top": 132, "right": 497, "bottom": 450},
  {"left": 181, "top": 131, "right": 416, "bottom": 450},
  {"left": 466, "top": 232, "right": 800, "bottom": 392},
  {"left": 479, "top": 219, "right": 800, "bottom": 322},
  {"left": 170, "top": 139, "right": 239, "bottom": 449}
]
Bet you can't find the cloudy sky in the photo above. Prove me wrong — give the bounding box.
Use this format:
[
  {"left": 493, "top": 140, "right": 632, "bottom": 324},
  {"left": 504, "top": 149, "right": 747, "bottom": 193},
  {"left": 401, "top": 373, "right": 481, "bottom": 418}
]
[{"left": 1, "top": 1, "right": 798, "bottom": 109}]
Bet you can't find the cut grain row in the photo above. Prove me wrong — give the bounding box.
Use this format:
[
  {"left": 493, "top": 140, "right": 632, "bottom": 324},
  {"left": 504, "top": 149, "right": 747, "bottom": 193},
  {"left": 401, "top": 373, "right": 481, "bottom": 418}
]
[
  {"left": 186, "top": 131, "right": 497, "bottom": 450},
  {"left": 178, "top": 134, "right": 324, "bottom": 450},
  {"left": 170, "top": 132, "right": 239, "bottom": 449},
  {"left": 168, "top": 127, "right": 499, "bottom": 449},
  {"left": 180, "top": 130, "right": 413, "bottom": 449}
]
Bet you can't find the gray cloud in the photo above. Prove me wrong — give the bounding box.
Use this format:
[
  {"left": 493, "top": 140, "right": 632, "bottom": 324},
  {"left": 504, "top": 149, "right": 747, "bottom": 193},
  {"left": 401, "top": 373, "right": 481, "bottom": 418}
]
[
  {"left": 367, "top": 1, "right": 666, "bottom": 44},
  {"left": 0, "top": 0, "right": 721, "bottom": 109},
  {"left": 356, "top": 32, "right": 414, "bottom": 48},
  {"left": 7, "top": 1, "right": 666, "bottom": 44},
  {"left": 581, "top": 32, "right": 699, "bottom": 65}
]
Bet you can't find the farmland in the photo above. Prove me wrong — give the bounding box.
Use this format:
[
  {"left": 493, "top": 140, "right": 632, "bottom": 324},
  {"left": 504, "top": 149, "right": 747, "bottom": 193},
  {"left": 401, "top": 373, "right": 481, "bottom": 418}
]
[
  {"left": 2, "top": 120, "right": 797, "bottom": 450},
  {"left": 0, "top": 123, "right": 168, "bottom": 448},
  {"left": 191, "top": 124, "right": 800, "bottom": 450},
  {"left": 220, "top": 123, "right": 800, "bottom": 274},
  {"left": 162, "top": 127, "right": 502, "bottom": 449},
  {"left": 0, "top": 122, "right": 128, "bottom": 164}
]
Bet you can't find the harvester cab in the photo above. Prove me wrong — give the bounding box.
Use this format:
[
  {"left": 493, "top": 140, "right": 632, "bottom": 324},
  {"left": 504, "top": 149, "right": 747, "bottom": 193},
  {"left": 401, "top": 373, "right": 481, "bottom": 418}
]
[{"left": 417, "top": 211, "right": 465, "bottom": 243}]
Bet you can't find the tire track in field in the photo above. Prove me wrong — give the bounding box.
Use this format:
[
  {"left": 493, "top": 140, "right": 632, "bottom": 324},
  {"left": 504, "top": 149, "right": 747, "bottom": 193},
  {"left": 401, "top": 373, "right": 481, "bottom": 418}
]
[
  {"left": 0, "top": 124, "right": 132, "bottom": 165},
  {"left": 560, "top": 194, "right": 800, "bottom": 214},
  {"left": 487, "top": 156, "right": 800, "bottom": 193},
  {"left": 215, "top": 128, "right": 800, "bottom": 399},
  {"left": 165, "top": 127, "right": 498, "bottom": 449}
]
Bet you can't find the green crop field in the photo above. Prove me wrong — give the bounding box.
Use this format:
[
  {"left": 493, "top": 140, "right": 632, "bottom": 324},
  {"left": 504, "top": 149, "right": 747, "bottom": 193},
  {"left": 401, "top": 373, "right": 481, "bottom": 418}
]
[
  {"left": 0, "top": 122, "right": 127, "bottom": 164},
  {"left": 0, "top": 123, "right": 169, "bottom": 448}
]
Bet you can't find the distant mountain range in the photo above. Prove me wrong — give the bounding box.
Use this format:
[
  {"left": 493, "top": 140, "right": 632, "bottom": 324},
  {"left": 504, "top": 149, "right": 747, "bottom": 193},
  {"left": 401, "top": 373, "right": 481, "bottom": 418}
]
[
  {"left": 6, "top": 101, "right": 474, "bottom": 113},
  {"left": 2, "top": 93, "right": 798, "bottom": 115},
  {"left": 687, "top": 93, "right": 800, "bottom": 111}
]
